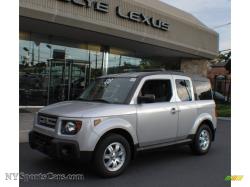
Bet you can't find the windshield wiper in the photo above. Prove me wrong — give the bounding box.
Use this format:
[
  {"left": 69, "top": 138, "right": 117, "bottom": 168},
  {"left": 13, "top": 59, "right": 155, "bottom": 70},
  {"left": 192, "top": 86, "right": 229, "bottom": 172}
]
[
  {"left": 75, "top": 98, "right": 89, "bottom": 101},
  {"left": 76, "top": 98, "right": 110, "bottom": 103},
  {"left": 91, "top": 98, "right": 110, "bottom": 103}
]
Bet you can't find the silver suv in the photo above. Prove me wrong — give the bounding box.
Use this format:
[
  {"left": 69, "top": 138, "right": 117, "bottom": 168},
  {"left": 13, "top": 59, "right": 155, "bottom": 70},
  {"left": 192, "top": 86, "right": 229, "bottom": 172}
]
[{"left": 29, "top": 71, "right": 217, "bottom": 177}]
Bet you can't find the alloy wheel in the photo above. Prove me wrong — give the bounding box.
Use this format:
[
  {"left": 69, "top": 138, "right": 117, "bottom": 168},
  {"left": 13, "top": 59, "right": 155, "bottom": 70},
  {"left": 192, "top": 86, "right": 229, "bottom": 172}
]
[
  {"left": 103, "top": 142, "right": 126, "bottom": 172},
  {"left": 199, "top": 129, "right": 210, "bottom": 151}
]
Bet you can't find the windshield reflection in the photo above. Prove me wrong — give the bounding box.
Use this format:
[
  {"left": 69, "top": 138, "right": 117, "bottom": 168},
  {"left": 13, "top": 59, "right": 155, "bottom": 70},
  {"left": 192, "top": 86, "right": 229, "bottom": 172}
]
[{"left": 78, "top": 77, "right": 137, "bottom": 104}]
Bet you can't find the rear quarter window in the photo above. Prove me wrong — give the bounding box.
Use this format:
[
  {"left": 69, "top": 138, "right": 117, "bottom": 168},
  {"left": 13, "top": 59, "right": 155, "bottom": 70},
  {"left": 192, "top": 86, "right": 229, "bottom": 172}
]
[
  {"left": 175, "top": 79, "right": 193, "bottom": 101},
  {"left": 193, "top": 81, "right": 212, "bottom": 100}
]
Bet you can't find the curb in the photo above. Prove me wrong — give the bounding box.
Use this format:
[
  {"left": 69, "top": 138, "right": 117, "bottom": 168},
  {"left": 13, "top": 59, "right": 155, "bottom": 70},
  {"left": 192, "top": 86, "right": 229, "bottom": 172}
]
[{"left": 218, "top": 117, "right": 231, "bottom": 121}]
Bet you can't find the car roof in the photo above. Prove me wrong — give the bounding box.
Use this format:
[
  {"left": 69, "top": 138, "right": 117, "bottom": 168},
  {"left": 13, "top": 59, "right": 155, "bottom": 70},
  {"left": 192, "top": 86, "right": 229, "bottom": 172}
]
[{"left": 100, "top": 71, "right": 209, "bottom": 82}]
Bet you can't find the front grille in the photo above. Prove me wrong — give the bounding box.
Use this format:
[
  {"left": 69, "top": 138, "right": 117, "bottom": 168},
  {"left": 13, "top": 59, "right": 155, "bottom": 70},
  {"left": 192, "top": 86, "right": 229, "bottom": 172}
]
[{"left": 38, "top": 113, "right": 57, "bottom": 129}]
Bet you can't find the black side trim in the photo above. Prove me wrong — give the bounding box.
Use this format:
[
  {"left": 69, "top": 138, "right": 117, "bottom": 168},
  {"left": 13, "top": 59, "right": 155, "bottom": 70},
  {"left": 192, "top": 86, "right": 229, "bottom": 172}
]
[
  {"left": 212, "top": 128, "right": 216, "bottom": 141},
  {"left": 187, "top": 134, "right": 195, "bottom": 141},
  {"left": 136, "top": 138, "right": 193, "bottom": 152},
  {"left": 133, "top": 144, "right": 139, "bottom": 159}
]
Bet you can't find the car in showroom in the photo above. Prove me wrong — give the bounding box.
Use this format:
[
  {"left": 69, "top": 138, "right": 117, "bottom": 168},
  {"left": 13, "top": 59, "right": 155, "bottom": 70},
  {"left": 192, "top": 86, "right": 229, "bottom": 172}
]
[{"left": 29, "top": 71, "right": 217, "bottom": 177}]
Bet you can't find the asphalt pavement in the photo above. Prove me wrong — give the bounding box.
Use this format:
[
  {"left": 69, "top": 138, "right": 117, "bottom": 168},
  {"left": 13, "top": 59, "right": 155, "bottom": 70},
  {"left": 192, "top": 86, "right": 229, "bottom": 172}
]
[{"left": 20, "top": 119, "right": 230, "bottom": 187}]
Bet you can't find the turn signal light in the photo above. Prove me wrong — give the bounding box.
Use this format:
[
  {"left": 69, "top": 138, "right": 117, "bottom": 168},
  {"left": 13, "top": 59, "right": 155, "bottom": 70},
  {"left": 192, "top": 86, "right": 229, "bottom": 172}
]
[{"left": 94, "top": 119, "right": 102, "bottom": 127}]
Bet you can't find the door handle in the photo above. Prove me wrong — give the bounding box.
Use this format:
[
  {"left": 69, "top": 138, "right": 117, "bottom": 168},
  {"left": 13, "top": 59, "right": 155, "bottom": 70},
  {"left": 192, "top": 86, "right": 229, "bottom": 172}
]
[{"left": 171, "top": 108, "right": 177, "bottom": 114}]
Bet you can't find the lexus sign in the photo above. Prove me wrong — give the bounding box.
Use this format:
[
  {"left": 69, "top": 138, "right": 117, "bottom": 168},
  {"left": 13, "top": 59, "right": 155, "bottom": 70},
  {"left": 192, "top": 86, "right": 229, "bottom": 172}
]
[{"left": 58, "top": 0, "right": 169, "bottom": 31}]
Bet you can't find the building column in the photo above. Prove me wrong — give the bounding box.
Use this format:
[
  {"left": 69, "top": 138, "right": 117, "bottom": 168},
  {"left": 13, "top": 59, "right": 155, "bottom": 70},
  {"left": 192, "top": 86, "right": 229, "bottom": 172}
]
[
  {"left": 101, "top": 46, "right": 110, "bottom": 75},
  {"left": 180, "top": 59, "right": 209, "bottom": 77}
]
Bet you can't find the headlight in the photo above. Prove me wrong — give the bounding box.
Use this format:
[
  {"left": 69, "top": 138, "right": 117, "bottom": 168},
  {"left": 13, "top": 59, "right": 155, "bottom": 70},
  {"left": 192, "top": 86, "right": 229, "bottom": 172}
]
[{"left": 61, "top": 121, "right": 82, "bottom": 135}]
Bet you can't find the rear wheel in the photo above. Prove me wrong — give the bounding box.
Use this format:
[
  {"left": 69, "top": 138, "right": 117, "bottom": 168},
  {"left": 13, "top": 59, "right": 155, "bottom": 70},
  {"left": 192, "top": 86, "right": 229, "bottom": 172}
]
[
  {"left": 93, "top": 134, "right": 131, "bottom": 177},
  {"left": 190, "top": 124, "right": 212, "bottom": 155}
]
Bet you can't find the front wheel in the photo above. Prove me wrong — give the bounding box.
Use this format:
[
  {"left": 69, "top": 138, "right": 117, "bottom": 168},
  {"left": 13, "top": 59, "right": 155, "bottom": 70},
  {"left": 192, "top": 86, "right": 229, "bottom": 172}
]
[
  {"left": 190, "top": 124, "right": 212, "bottom": 155},
  {"left": 93, "top": 134, "right": 131, "bottom": 177}
]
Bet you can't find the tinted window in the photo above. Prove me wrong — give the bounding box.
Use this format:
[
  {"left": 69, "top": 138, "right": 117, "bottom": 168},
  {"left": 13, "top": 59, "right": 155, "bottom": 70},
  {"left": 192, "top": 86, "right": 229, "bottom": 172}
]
[
  {"left": 139, "top": 80, "right": 172, "bottom": 102},
  {"left": 194, "top": 81, "right": 212, "bottom": 100},
  {"left": 175, "top": 79, "right": 192, "bottom": 101}
]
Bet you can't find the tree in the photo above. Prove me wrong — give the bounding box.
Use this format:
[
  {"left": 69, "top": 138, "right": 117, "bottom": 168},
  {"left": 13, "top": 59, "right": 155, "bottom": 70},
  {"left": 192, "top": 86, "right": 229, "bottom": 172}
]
[
  {"left": 217, "top": 50, "right": 231, "bottom": 73},
  {"left": 225, "top": 52, "right": 231, "bottom": 73}
]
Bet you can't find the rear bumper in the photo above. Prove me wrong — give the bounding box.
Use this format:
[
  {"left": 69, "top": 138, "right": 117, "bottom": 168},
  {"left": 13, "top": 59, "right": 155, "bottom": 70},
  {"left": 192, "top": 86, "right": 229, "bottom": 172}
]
[{"left": 29, "top": 131, "right": 92, "bottom": 162}]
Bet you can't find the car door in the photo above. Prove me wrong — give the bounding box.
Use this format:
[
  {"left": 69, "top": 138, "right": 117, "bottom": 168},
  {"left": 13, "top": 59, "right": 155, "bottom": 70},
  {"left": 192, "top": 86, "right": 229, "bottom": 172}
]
[
  {"left": 173, "top": 75, "right": 197, "bottom": 138},
  {"left": 134, "top": 75, "right": 179, "bottom": 147}
]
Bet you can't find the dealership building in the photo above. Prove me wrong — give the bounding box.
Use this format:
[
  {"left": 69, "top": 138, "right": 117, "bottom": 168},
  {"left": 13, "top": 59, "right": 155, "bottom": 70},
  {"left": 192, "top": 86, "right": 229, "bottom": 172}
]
[{"left": 19, "top": 0, "right": 219, "bottom": 107}]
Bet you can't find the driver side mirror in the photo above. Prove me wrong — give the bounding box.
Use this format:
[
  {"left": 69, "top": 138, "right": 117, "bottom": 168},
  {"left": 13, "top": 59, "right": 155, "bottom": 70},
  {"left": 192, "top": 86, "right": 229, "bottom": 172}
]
[{"left": 138, "top": 94, "right": 156, "bottom": 104}]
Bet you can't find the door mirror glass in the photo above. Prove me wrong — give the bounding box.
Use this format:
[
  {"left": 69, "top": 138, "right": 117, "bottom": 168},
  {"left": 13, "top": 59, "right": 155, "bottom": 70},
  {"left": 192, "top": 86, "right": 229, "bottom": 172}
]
[{"left": 138, "top": 94, "right": 156, "bottom": 104}]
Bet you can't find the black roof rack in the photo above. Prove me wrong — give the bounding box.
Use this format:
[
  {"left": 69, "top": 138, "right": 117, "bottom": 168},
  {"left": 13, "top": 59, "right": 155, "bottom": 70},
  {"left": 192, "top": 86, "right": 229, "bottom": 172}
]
[{"left": 100, "top": 70, "right": 208, "bottom": 82}]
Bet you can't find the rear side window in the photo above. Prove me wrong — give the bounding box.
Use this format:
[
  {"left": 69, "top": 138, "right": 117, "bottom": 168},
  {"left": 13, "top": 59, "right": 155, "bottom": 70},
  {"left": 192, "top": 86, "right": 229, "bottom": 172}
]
[
  {"left": 140, "top": 80, "right": 173, "bottom": 102},
  {"left": 193, "top": 81, "right": 212, "bottom": 100},
  {"left": 175, "top": 79, "right": 192, "bottom": 101}
]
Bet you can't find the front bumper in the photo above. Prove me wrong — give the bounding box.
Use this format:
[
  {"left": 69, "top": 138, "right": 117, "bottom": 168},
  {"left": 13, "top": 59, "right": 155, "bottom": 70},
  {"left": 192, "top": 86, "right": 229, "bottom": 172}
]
[{"left": 29, "top": 131, "right": 92, "bottom": 161}]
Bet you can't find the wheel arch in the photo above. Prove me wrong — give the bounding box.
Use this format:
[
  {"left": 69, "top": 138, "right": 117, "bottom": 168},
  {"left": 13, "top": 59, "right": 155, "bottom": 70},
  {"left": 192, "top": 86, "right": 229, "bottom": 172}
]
[
  {"left": 94, "top": 128, "right": 137, "bottom": 159},
  {"left": 199, "top": 119, "right": 216, "bottom": 141},
  {"left": 190, "top": 114, "right": 216, "bottom": 141}
]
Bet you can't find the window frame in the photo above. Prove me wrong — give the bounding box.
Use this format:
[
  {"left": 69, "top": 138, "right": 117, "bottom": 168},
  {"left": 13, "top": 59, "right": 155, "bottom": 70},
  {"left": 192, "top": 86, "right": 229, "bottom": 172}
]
[
  {"left": 130, "top": 75, "right": 175, "bottom": 104},
  {"left": 173, "top": 76, "right": 194, "bottom": 102}
]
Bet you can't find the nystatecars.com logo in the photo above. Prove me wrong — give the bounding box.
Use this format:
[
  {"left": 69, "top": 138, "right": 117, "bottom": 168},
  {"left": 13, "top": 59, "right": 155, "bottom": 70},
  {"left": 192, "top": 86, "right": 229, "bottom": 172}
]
[
  {"left": 224, "top": 175, "right": 244, "bottom": 181},
  {"left": 5, "top": 172, "right": 85, "bottom": 182}
]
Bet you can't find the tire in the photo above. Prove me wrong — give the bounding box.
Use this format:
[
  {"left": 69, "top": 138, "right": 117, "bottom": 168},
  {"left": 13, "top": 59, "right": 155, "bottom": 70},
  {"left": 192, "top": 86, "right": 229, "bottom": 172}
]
[
  {"left": 93, "top": 133, "right": 131, "bottom": 177},
  {"left": 190, "top": 124, "right": 212, "bottom": 155}
]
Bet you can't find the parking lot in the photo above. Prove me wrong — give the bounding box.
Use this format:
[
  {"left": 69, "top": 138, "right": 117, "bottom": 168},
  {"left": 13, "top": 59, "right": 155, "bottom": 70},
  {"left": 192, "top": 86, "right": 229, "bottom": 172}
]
[{"left": 20, "top": 119, "right": 230, "bottom": 187}]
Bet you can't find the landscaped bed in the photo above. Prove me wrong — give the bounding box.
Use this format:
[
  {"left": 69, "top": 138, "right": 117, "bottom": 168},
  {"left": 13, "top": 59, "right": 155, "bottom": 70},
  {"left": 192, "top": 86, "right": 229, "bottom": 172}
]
[{"left": 216, "top": 104, "right": 231, "bottom": 117}]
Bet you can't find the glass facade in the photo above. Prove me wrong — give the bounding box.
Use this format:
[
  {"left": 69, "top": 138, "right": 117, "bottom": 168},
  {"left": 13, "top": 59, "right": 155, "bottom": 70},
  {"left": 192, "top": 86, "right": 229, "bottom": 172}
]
[{"left": 19, "top": 32, "right": 180, "bottom": 106}]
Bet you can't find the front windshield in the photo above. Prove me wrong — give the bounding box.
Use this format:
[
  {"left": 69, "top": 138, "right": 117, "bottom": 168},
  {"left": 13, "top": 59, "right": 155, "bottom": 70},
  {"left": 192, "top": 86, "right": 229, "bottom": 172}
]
[{"left": 78, "top": 77, "right": 137, "bottom": 104}]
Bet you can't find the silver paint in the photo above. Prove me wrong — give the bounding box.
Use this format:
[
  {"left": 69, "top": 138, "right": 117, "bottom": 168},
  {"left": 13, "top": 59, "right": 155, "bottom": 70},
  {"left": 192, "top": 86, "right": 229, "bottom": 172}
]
[{"left": 31, "top": 73, "right": 216, "bottom": 152}]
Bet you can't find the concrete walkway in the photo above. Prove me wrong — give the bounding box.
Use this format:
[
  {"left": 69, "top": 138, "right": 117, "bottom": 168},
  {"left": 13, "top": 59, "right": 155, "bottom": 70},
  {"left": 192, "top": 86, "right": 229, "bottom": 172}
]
[
  {"left": 19, "top": 109, "right": 39, "bottom": 143},
  {"left": 218, "top": 117, "right": 231, "bottom": 121}
]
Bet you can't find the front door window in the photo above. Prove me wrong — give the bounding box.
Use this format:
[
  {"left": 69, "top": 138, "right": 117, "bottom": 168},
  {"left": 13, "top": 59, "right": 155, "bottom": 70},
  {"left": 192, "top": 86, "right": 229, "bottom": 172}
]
[{"left": 139, "top": 79, "right": 173, "bottom": 102}]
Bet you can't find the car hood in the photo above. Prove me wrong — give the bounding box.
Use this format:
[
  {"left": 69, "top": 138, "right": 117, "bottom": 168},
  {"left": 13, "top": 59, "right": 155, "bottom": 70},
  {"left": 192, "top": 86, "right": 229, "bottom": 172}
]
[{"left": 39, "top": 101, "right": 136, "bottom": 118}]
